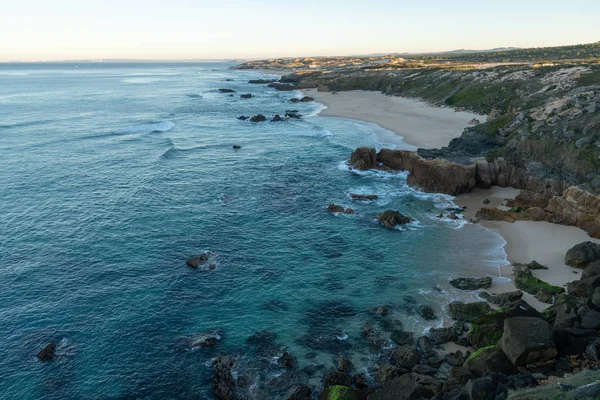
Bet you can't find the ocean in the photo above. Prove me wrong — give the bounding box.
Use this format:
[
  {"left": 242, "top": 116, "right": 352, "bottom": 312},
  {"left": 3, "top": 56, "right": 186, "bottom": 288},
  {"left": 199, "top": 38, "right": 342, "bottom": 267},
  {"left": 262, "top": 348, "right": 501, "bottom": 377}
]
[{"left": 0, "top": 61, "right": 507, "bottom": 399}]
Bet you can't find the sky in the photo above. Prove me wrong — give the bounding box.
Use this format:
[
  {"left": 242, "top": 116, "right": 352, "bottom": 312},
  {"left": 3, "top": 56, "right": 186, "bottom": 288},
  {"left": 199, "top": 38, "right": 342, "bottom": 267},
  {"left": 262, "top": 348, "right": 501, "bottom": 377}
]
[{"left": 0, "top": 0, "right": 599, "bottom": 61}]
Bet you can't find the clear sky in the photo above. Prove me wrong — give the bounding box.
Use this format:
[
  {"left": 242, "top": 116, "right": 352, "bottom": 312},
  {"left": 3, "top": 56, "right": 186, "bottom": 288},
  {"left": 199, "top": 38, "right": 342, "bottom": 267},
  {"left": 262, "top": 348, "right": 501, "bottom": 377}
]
[{"left": 1, "top": 0, "right": 599, "bottom": 61}]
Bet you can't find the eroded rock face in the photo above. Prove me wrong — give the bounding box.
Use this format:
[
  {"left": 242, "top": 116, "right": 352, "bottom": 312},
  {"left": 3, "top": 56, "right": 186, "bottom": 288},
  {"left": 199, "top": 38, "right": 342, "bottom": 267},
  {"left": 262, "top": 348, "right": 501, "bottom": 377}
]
[
  {"left": 498, "top": 317, "right": 557, "bottom": 366},
  {"left": 350, "top": 147, "right": 378, "bottom": 170},
  {"left": 377, "top": 149, "right": 477, "bottom": 196}
]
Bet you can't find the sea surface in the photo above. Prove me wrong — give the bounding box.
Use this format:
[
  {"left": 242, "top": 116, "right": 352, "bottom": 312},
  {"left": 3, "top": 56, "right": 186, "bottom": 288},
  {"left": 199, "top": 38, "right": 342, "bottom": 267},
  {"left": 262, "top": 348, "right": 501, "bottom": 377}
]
[{"left": 0, "top": 62, "right": 507, "bottom": 399}]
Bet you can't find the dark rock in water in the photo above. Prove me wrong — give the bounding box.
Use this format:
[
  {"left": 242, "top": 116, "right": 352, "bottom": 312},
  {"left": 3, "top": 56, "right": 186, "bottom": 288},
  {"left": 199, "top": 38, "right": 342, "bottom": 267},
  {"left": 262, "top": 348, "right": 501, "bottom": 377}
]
[
  {"left": 450, "top": 277, "right": 493, "bottom": 290},
  {"left": 246, "top": 330, "right": 276, "bottom": 347},
  {"left": 372, "top": 305, "right": 389, "bottom": 316},
  {"left": 284, "top": 385, "right": 311, "bottom": 400},
  {"left": 284, "top": 112, "right": 302, "bottom": 119},
  {"left": 277, "top": 351, "right": 295, "bottom": 369},
  {"left": 391, "top": 345, "right": 419, "bottom": 369},
  {"left": 418, "top": 305, "right": 437, "bottom": 321},
  {"left": 271, "top": 114, "right": 284, "bottom": 122},
  {"left": 188, "top": 329, "right": 224, "bottom": 349},
  {"left": 418, "top": 336, "right": 443, "bottom": 367},
  {"left": 337, "top": 355, "right": 354, "bottom": 372},
  {"left": 295, "top": 96, "right": 314, "bottom": 102},
  {"left": 186, "top": 252, "right": 214, "bottom": 268},
  {"left": 565, "top": 241, "right": 600, "bottom": 268},
  {"left": 327, "top": 204, "right": 354, "bottom": 214},
  {"left": 350, "top": 193, "right": 378, "bottom": 201},
  {"left": 218, "top": 88, "right": 235, "bottom": 93},
  {"left": 377, "top": 210, "right": 414, "bottom": 228},
  {"left": 233, "top": 145, "right": 241, "bottom": 149},
  {"left": 362, "top": 323, "right": 387, "bottom": 349},
  {"left": 286, "top": 109, "right": 299, "bottom": 113},
  {"left": 262, "top": 300, "right": 289, "bottom": 312},
  {"left": 428, "top": 327, "right": 456, "bottom": 345},
  {"left": 240, "top": 93, "right": 253, "bottom": 99},
  {"left": 250, "top": 114, "right": 267, "bottom": 123},
  {"left": 465, "top": 346, "right": 514, "bottom": 376},
  {"left": 448, "top": 301, "right": 491, "bottom": 321},
  {"left": 479, "top": 290, "right": 523, "bottom": 307},
  {"left": 37, "top": 342, "right": 56, "bottom": 361},
  {"left": 237, "top": 115, "right": 249, "bottom": 120},
  {"left": 391, "top": 330, "right": 413, "bottom": 346},
  {"left": 350, "top": 147, "right": 377, "bottom": 170},
  {"left": 499, "top": 317, "right": 557, "bottom": 366},
  {"left": 248, "top": 79, "right": 276, "bottom": 84},
  {"left": 213, "top": 356, "right": 238, "bottom": 400},
  {"left": 324, "top": 371, "right": 352, "bottom": 387}
]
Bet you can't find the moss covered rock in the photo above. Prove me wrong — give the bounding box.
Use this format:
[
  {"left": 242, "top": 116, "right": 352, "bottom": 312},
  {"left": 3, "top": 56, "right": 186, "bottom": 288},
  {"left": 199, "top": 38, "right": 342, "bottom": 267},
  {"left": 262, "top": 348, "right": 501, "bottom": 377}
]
[
  {"left": 323, "top": 385, "right": 366, "bottom": 400},
  {"left": 448, "top": 301, "right": 491, "bottom": 321}
]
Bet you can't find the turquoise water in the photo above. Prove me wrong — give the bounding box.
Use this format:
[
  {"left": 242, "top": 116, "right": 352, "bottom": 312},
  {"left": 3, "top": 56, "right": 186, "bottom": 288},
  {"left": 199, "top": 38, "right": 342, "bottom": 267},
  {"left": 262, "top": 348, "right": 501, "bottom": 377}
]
[{"left": 0, "top": 62, "right": 506, "bottom": 399}]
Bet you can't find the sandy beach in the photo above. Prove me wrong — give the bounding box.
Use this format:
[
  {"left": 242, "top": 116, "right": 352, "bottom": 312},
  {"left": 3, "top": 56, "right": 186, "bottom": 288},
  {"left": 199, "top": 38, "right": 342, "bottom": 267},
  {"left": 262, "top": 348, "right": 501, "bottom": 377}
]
[
  {"left": 309, "top": 88, "right": 598, "bottom": 311},
  {"left": 304, "top": 89, "right": 486, "bottom": 149},
  {"left": 456, "top": 186, "right": 600, "bottom": 310}
]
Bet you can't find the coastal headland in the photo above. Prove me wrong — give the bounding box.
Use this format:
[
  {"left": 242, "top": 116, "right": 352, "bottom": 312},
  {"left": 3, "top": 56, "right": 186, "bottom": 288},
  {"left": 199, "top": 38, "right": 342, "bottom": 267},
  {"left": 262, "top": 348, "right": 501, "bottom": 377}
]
[{"left": 231, "top": 43, "right": 600, "bottom": 399}]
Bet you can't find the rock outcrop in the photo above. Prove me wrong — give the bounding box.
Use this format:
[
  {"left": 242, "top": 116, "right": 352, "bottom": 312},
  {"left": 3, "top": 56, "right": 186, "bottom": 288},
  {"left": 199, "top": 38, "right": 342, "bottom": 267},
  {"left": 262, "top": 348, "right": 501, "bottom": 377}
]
[
  {"left": 498, "top": 317, "right": 557, "bottom": 366},
  {"left": 250, "top": 114, "right": 267, "bottom": 123},
  {"left": 213, "top": 356, "right": 238, "bottom": 400},
  {"left": 37, "top": 342, "right": 56, "bottom": 361},
  {"left": 350, "top": 147, "right": 378, "bottom": 170},
  {"left": 376, "top": 210, "right": 413, "bottom": 228},
  {"left": 450, "top": 277, "right": 492, "bottom": 290},
  {"left": 328, "top": 204, "right": 355, "bottom": 214},
  {"left": 565, "top": 241, "right": 600, "bottom": 268}
]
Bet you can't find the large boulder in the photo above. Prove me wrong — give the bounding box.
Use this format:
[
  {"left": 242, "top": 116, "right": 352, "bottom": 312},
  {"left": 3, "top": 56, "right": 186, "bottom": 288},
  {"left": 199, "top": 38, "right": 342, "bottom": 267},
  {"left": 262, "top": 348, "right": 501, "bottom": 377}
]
[
  {"left": 250, "top": 114, "right": 267, "bottom": 123},
  {"left": 367, "top": 373, "right": 439, "bottom": 400},
  {"left": 478, "top": 290, "right": 523, "bottom": 307},
  {"left": 468, "top": 300, "right": 544, "bottom": 348},
  {"left": 581, "top": 309, "right": 600, "bottom": 329},
  {"left": 391, "top": 345, "right": 419, "bottom": 369},
  {"left": 328, "top": 204, "right": 355, "bottom": 215},
  {"left": 498, "top": 317, "right": 557, "bottom": 366},
  {"left": 464, "top": 345, "right": 514, "bottom": 376},
  {"left": 509, "top": 190, "right": 551, "bottom": 208},
  {"left": 428, "top": 327, "right": 457, "bottom": 345},
  {"left": 460, "top": 377, "right": 507, "bottom": 400},
  {"left": 567, "top": 275, "right": 600, "bottom": 297},
  {"left": 565, "top": 241, "right": 600, "bottom": 268},
  {"left": 448, "top": 301, "right": 491, "bottom": 321},
  {"left": 450, "top": 277, "right": 492, "bottom": 290},
  {"left": 350, "top": 147, "right": 378, "bottom": 170},
  {"left": 377, "top": 210, "right": 414, "bottom": 228},
  {"left": 582, "top": 260, "right": 600, "bottom": 279}
]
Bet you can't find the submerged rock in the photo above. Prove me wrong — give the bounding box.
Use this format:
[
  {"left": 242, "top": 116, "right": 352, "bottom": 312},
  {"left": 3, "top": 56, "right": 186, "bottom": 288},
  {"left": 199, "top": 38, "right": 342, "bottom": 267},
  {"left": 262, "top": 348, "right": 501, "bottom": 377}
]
[
  {"left": 186, "top": 252, "right": 214, "bottom": 268},
  {"left": 450, "top": 277, "right": 493, "bottom": 290},
  {"left": 237, "top": 115, "right": 249, "bottom": 120},
  {"left": 479, "top": 290, "right": 523, "bottom": 307},
  {"left": 37, "top": 342, "right": 56, "bottom": 361},
  {"left": 271, "top": 114, "right": 284, "bottom": 122},
  {"left": 188, "top": 329, "right": 224, "bottom": 349},
  {"left": 240, "top": 93, "right": 253, "bottom": 99},
  {"left": 248, "top": 79, "right": 276, "bottom": 84},
  {"left": 218, "top": 88, "right": 235, "bottom": 93},
  {"left": 418, "top": 305, "right": 437, "bottom": 321},
  {"left": 233, "top": 145, "right": 241, "bottom": 149},
  {"left": 285, "top": 112, "right": 302, "bottom": 119},
  {"left": 377, "top": 210, "right": 414, "bottom": 228}
]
